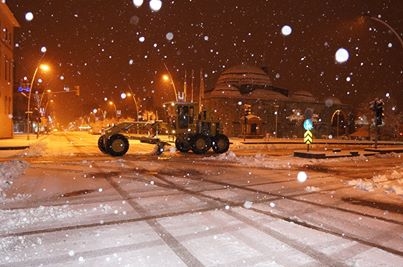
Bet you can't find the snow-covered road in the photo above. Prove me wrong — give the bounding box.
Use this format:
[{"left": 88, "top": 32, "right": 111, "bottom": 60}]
[{"left": 1, "top": 132, "right": 403, "bottom": 266}]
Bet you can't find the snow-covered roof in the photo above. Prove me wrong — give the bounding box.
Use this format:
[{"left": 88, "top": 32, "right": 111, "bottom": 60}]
[
  {"left": 208, "top": 64, "right": 289, "bottom": 100},
  {"left": 215, "top": 64, "right": 272, "bottom": 90}
]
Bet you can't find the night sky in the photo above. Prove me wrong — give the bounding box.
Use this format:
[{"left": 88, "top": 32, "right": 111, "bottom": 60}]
[{"left": 7, "top": 0, "right": 403, "bottom": 124}]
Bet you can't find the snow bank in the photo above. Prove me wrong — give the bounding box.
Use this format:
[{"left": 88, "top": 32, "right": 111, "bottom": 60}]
[
  {"left": 0, "top": 160, "right": 29, "bottom": 200},
  {"left": 19, "top": 141, "right": 47, "bottom": 157},
  {"left": 348, "top": 169, "right": 403, "bottom": 196},
  {"left": 210, "top": 150, "right": 403, "bottom": 197}
]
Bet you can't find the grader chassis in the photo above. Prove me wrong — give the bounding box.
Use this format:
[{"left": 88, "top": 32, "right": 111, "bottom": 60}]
[{"left": 97, "top": 101, "right": 230, "bottom": 156}]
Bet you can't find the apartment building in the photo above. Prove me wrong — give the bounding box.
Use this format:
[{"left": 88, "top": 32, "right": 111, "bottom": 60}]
[{"left": 0, "top": 3, "right": 19, "bottom": 138}]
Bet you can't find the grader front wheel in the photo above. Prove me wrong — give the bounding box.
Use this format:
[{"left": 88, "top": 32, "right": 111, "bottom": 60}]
[{"left": 106, "top": 134, "right": 130, "bottom": 157}]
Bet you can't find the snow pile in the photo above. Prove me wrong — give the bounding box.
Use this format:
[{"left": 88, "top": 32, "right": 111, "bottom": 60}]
[
  {"left": 348, "top": 169, "right": 403, "bottom": 196},
  {"left": 383, "top": 170, "right": 403, "bottom": 195},
  {"left": 205, "top": 150, "right": 304, "bottom": 169},
  {"left": 213, "top": 150, "right": 238, "bottom": 161},
  {"left": 347, "top": 179, "right": 375, "bottom": 192},
  {"left": 0, "top": 160, "right": 29, "bottom": 200},
  {"left": 305, "top": 186, "right": 320, "bottom": 192},
  {"left": 19, "top": 141, "right": 47, "bottom": 157}
]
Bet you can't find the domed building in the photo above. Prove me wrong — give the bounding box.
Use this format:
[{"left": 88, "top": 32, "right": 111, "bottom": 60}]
[
  {"left": 202, "top": 64, "right": 353, "bottom": 138},
  {"left": 209, "top": 64, "right": 289, "bottom": 101}
]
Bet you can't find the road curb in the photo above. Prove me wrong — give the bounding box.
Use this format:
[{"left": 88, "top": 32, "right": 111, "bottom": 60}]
[
  {"left": 293, "top": 150, "right": 360, "bottom": 159},
  {"left": 0, "top": 146, "right": 30, "bottom": 150}
]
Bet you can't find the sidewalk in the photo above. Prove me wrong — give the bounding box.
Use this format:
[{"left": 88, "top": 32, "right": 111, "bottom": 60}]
[
  {"left": 0, "top": 134, "right": 49, "bottom": 159},
  {"left": 0, "top": 133, "right": 44, "bottom": 150},
  {"left": 0, "top": 134, "right": 46, "bottom": 162}
]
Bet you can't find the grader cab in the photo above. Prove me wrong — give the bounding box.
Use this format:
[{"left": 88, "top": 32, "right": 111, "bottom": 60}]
[
  {"left": 164, "top": 101, "right": 230, "bottom": 154},
  {"left": 97, "top": 101, "right": 230, "bottom": 156}
]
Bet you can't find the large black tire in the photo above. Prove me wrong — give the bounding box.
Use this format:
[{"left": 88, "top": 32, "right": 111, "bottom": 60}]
[
  {"left": 106, "top": 134, "right": 129, "bottom": 157},
  {"left": 175, "top": 135, "right": 191, "bottom": 152},
  {"left": 212, "top": 134, "right": 230, "bottom": 154},
  {"left": 98, "top": 135, "right": 107, "bottom": 154},
  {"left": 190, "top": 134, "right": 211, "bottom": 154}
]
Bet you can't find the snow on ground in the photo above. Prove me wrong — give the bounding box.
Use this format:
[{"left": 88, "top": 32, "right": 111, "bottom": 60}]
[
  {"left": 343, "top": 152, "right": 403, "bottom": 195},
  {"left": 348, "top": 168, "right": 403, "bottom": 195},
  {"left": 1, "top": 140, "right": 403, "bottom": 265},
  {"left": 0, "top": 160, "right": 29, "bottom": 201},
  {"left": 207, "top": 151, "right": 403, "bottom": 197},
  {"left": 2, "top": 146, "right": 403, "bottom": 204}
]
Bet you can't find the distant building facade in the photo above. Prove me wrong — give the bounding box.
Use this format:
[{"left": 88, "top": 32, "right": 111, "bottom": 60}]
[
  {"left": 0, "top": 3, "right": 19, "bottom": 138},
  {"left": 203, "top": 64, "right": 354, "bottom": 138}
]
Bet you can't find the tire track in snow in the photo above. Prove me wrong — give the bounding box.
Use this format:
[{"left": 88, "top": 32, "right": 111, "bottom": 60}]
[
  {"left": 140, "top": 158, "right": 403, "bottom": 260},
  {"left": 103, "top": 175, "right": 205, "bottom": 267},
  {"left": 4, "top": 148, "right": 403, "bottom": 264}
]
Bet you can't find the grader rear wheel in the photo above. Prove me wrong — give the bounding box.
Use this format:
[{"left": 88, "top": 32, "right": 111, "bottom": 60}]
[
  {"left": 191, "top": 134, "right": 211, "bottom": 154},
  {"left": 212, "top": 134, "right": 230, "bottom": 154},
  {"left": 106, "top": 134, "right": 129, "bottom": 157}
]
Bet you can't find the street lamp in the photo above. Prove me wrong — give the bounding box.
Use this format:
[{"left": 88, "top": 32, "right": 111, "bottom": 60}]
[
  {"left": 331, "top": 110, "right": 342, "bottom": 138},
  {"left": 108, "top": 101, "right": 117, "bottom": 118},
  {"left": 163, "top": 63, "right": 178, "bottom": 101},
  {"left": 26, "top": 63, "right": 50, "bottom": 140}
]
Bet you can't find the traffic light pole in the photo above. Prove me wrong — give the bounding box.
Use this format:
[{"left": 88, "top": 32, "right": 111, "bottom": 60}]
[
  {"left": 243, "top": 104, "right": 251, "bottom": 141},
  {"left": 370, "top": 98, "right": 384, "bottom": 149},
  {"left": 244, "top": 116, "right": 247, "bottom": 141}
]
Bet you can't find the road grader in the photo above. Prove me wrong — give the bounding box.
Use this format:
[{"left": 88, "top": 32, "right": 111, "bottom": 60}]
[{"left": 97, "top": 101, "right": 230, "bottom": 156}]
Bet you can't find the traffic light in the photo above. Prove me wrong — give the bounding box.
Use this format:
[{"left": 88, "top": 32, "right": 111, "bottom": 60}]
[
  {"left": 304, "top": 108, "right": 313, "bottom": 120},
  {"left": 370, "top": 98, "right": 384, "bottom": 126},
  {"left": 375, "top": 100, "right": 384, "bottom": 126}
]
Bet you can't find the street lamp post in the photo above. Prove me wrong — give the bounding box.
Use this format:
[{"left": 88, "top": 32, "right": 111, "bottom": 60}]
[
  {"left": 121, "top": 89, "right": 140, "bottom": 133},
  {"left": 163, "top": 63, "right": 178, "bottom": 101},
  {"left": 108, "top": 101, "right": 118, "bottom": 119},
  {"left": 26, "top": 63, "right": 50, "bottom": 140},
  {"left": 127, "top": 85, "right": 140, "bottom": 121},
  {"left": 121, "top": 92, "right": 139, "bottom": 120},
  {"left": 363, "top": 15, "right": 403, "bottom": 49},
  {"left": 358, "top": 15, "right": 402, "bottom": 143},
  {"left": 331, "top": 110, "right": 342, "bottom": 138}
]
